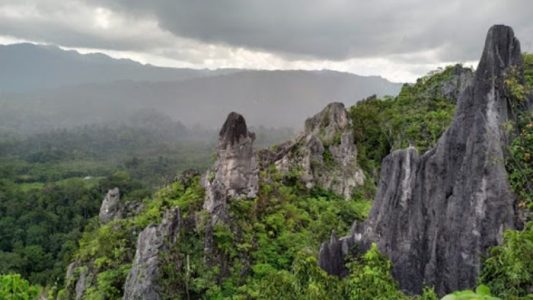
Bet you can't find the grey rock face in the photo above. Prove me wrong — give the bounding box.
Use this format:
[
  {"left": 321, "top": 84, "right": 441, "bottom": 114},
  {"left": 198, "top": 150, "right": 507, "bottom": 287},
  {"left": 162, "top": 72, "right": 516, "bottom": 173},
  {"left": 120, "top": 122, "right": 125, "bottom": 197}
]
[
  {"left": 99, "top": 187, "right": 121, "bottom": 224},
  {"left": 64, "top": 262, "right": 91, "bottom": 300},
  {"left": 203, "top": 112, "right": 259, "bottom": 224},
  {"left": 319, "top": 25, "right": 523, "bottom": 295},
  {"left": 123, "top": 208, "right": 181, "bottom": 300},
  {"left": 74, "top": 267, "right": 90, "bottom": 300},
  {"left": 98, "top": 188, "right": 143, "bottom": 224},
  {"left": 260, "top": 102, "right": 364, "bottom": 198},
  {"left": 435, "top": 64, "right": 474, "bottom": 103}
]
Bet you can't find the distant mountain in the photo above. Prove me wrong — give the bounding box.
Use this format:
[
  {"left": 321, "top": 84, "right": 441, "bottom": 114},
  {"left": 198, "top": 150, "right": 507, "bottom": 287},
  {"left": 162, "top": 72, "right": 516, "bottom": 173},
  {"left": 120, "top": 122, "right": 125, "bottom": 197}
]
[
  {"left": 0, "top": 43, "right": 233, "bottom": 93},
  {"left": 0, "top": 43, "right": 402, "bottom": 131}
]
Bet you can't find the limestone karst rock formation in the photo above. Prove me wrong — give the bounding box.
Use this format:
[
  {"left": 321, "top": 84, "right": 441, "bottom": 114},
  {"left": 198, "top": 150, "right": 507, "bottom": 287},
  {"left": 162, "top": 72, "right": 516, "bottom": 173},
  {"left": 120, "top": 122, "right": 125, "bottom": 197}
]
[
  {"left": 123, "top": 208, "right": 181, "bottom": 300},
  {"left": 202, "top": 112, "right": 259, "bottom": 225},
  {"left": 259, "top": 102, "right": 365, "bottom": 199},
  {"left": 98, "top": 187, "right": 143, "bottom": 224},
  {"left": 64, "top": 261, "right": 91, "bottom": 300},
  {"left": 200, "top": 104, "right": 364, "bottom": 276},
  {"left": 429, "top": 64, "right": 474, "bottom": 103},
  {"left": 201, "top": 112, "right": 259, "bottom": 271},
  {"left": 319, "top": 24, "right": 527, "bottom": 295},
  {"left": 99, "top": 187, "right": 121, "bottom": 224}
]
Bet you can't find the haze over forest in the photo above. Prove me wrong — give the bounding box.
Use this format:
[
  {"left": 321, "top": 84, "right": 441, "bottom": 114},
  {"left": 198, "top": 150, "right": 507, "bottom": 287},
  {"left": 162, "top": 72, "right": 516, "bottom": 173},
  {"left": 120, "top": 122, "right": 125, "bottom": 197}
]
[{"left": 0, "top": 43, "right": 401, "bottom": 132}]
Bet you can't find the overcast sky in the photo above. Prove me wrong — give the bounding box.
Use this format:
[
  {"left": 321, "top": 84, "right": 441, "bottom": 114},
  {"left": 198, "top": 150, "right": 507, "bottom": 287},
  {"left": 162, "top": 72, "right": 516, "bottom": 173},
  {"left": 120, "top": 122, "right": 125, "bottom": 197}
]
[{"left": 0, "top": 0, "right": 531, "bottom": 82}]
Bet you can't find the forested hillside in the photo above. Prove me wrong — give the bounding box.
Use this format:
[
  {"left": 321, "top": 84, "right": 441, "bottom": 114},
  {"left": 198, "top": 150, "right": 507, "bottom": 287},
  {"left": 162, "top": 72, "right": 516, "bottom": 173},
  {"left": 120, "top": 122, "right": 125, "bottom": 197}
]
[
  {"left": 35, "top": 48, "right": 529, "bottom": 299},
  {"left": 1, "top": 27, "right": 532, "bottom": 300},
  {"left": 0, "top": 113, "right": 293, "bottom": 289}
]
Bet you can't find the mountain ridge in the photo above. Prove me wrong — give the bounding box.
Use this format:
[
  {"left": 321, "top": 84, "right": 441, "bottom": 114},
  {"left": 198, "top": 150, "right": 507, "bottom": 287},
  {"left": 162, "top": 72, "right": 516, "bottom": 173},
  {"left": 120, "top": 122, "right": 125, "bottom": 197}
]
[{"left": 0, "top": 43, "right": 400, "bottom": 93}]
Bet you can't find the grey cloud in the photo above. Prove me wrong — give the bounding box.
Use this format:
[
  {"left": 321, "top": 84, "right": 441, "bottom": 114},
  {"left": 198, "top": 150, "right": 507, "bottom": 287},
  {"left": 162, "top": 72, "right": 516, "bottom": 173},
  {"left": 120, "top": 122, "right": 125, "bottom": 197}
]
[
  {"left": 1, "top": 0, "right": 532, "bottom": 66},
  {"left": 85, "top": 0, "right": 533, "bottom": 62},
  {"left": 0, "top": 0, "right": 175, "bottom": 52}
]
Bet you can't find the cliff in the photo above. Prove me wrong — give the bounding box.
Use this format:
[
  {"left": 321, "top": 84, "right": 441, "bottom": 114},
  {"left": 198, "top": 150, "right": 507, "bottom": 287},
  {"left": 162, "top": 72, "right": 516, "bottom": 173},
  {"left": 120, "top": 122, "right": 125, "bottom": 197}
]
[{"left": 319, "top": 24, "right": 526, "bottom": 295}]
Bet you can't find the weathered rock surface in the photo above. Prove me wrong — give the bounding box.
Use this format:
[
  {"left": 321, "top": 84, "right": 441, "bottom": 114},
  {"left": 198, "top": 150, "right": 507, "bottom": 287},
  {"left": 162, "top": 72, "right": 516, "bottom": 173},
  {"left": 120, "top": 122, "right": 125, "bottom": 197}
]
[
  {"left": 123, "top": 208, "right": 181, "bottom": 300},
  {"left": 259, "top": 102, "right": 364, "bottom": 198},
  {"left": 99, "top": 188, "right": 143, "bottom": 224},
  {"left": 203, "top": 112, "right": 259, "bottom": 224},
  {"left": 431, "top": 64, "right": 474, "bottom": 103},
  {"left": 201, "top": 112, "right": 258, "bottom": 272},
  {"left": 99, "top": 187, "right": 121, "bottom": 224},
  {"left": 64, "top": 262, "right": 92, "bottom": 300},
  {"left": 319, "top": 25, "right": 524, "bottom": 295}
]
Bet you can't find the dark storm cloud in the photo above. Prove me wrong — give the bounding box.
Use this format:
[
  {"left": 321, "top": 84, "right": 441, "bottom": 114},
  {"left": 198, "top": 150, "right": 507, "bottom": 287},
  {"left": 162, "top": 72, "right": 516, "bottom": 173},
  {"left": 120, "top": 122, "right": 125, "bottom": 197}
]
[
  {"left": 0, "top": 0, "right": 532, "bottom": 76},
  {"left": 84, "top": 0, "right": 533, "bottom": 61}
]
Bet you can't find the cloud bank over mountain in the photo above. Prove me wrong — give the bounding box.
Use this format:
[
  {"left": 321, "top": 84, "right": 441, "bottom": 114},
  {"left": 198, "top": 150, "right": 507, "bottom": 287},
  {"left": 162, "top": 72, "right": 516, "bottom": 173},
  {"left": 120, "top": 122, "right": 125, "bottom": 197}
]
[{"left": 1, "top": 0, "right": 531, "bottom": 81}]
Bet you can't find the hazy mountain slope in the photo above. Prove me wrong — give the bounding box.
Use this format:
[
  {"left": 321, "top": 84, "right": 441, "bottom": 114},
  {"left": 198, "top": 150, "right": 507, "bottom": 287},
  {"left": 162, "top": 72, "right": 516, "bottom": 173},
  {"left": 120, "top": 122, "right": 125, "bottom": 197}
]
[
  {"left": 0, "top": 43, "right": 233, "bottom": 93},
  {"left": 2, "top": 69, "right": 402, "bottom": 132}
]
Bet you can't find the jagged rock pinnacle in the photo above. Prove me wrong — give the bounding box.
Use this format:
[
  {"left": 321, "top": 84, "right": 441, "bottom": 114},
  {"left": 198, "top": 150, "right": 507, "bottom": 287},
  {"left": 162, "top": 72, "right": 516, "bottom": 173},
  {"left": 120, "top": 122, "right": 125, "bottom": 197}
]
[
  {"left": 203, "top": 112, "right": 258, "bottom": 222},
  {"left": 219, "top": 112, "right": 253, "bottom": 147},
  {"left": 319, "top": 24, "right": 524, "bottom": 295}
]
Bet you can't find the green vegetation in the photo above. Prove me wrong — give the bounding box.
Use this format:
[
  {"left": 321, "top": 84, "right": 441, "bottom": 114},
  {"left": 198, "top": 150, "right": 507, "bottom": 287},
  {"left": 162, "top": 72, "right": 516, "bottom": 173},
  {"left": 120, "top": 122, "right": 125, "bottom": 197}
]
[
  {"left": 60, "top": 167, "right": 373, "bottom": 299},
  {"left": 0, "top": 116, "right": 293, "bottom": 288},
  {"left": 475, "top": 54, "right": 533, "bottom": 300},
  {"left": 349, "top": 65, "right": 462, "bottom": 176},
  {"left": 480, "top": 223, "right": 533, "bottom": 299},
  {"left": 523, "top": 53, "right": 533, "bottom": 88},
  {"left": 2, "top": 61, "right": 532, "bottom": 299},
  {"left": 441, "top": 285, "right": 500, "bottom": 300},
  {"left": 0, "top": 274, "right": 41, "bottom": 299},
  {"left": 506, "top": 113, "right": 533, "bottom": 211}
]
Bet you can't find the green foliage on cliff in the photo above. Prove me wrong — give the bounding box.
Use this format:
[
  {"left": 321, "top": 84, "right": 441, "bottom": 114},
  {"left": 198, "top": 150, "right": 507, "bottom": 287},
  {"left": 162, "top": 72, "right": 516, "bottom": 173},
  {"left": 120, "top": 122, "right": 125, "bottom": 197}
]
[
  {"left": 480, "top": 223, "right": 533, "bottom": 299},
  {"left": 156, "top": 169, "right": 373, "bottom": 299},
  {"left": 506, "top": 113, "right": 533, "bottom": 212},
  {"left": 343, "top": 243, "right": 407, "bottom": 300},
  {"left": 523, "top": 53, "right": 533, "bottom": 87},
  {"left": 349, "top": 65, "right": 462, "bottom": 176},
  {"left": 57, "top": 179, "right": 205, "bottom": 299}
]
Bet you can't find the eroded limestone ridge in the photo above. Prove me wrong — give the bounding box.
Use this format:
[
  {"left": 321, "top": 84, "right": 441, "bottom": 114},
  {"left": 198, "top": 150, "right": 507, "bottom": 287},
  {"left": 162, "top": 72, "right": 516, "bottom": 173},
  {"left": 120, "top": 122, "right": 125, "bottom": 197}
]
[
  {"left": 259, "top": 102, "right": 365, "bottom": 199},
  {"left": 319, "top": 24, "right": 526, "bottom": 295}
]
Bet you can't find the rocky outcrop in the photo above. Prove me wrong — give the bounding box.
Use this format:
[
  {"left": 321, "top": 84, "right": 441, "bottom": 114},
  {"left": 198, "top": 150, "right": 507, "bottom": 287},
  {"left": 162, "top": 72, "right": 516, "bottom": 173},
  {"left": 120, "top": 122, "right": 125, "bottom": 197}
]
[
  {"left": 98, "top": 188, "right": 143, "bottom": 224},
  {"left": 99, "top": 188, "right": 121, "bottom": 224},
  {"left": 64, "top": 262, "right": 92, "bottom": 300},
  {"left": 202, "top": 112, "right": 259, "bottom": 224},
  {"left": 259, "top": 102, "right": 364, "bottom": 198},
  {"left": 123, "top": 208, "right": 181, "bottom": 300},
  {"left": 177, "top": 168, "right": 201, "bottom": 188},
  {"left": 319, "top": 25, "right": 525, "bottom": 295},
  {"left": 431, "top": 64, "right": 474, "bottom": 103},
  {"left": 201, "top": 112, "right": 258, "bottom": 272}
]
